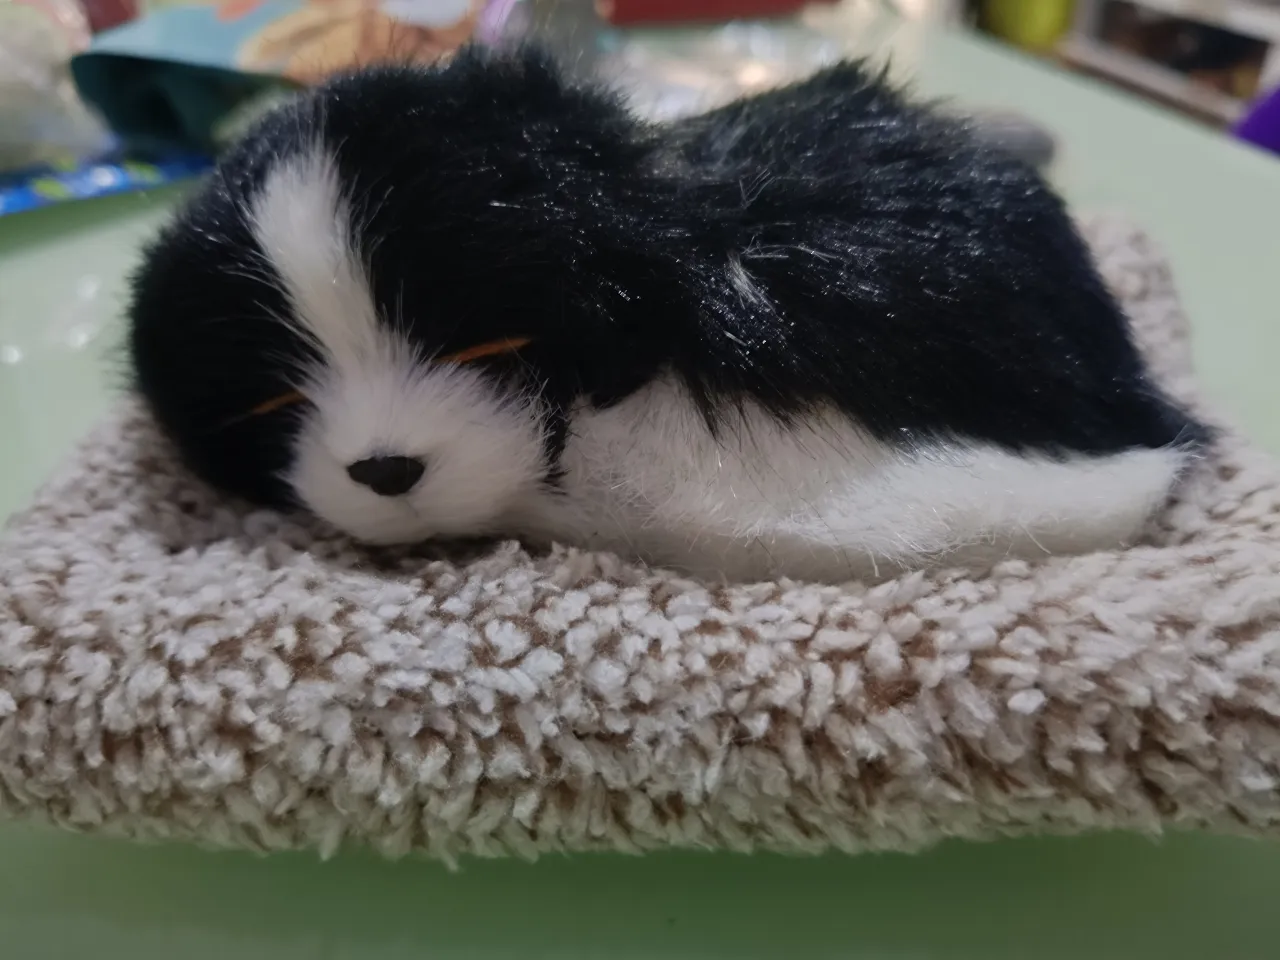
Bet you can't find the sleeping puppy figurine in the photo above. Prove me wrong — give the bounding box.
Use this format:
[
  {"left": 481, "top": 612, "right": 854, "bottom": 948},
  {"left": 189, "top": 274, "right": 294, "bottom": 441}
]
[{"left": 128, "top": 46, "right": 1204, "bottom": 583}]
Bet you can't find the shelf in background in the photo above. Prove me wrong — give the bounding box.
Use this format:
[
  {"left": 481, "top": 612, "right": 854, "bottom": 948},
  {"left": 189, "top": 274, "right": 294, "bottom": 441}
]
[
  {"left": 1124, "top": 0, "right": 1280, "bottom": 45},
  {"left": 1061, "top": 0, "right": 1280, "bottom": 125},
  {"left": 1060, "top": 35, "right": 1248, "bottom": 123}
]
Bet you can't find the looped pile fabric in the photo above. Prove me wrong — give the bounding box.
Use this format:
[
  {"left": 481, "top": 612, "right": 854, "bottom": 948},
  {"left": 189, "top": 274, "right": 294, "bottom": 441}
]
[{"left": 1, "top": 217, "right": 1278, "bottom": 863}]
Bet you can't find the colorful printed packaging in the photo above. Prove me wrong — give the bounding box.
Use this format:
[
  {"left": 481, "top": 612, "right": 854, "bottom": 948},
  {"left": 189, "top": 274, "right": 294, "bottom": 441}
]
[
  {"left": 0, "top": 0, "right": 521, "bottom": 217},
  {"left": 0, "top": 147, "right": 211, "bottom": 217},
  {"left": 69, "top": 0, "right": 519, "bottom": 154}
]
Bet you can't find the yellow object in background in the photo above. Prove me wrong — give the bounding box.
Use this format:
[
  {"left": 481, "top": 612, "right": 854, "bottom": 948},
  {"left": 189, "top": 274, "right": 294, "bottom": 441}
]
[{"left": 980, "top": 0, "right": 1075, "bottom": 52}]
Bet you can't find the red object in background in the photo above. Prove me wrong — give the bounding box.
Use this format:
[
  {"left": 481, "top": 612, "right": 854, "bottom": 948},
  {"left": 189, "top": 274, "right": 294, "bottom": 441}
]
[
  {"left": 79, "top": 0, "right": 137, "bottom": 32},
  {"left": 599, "top": 0, "right": 828, "bottom": 25},
  {"left": 216, "top": 0, "right": 266, "bottom": 20}
]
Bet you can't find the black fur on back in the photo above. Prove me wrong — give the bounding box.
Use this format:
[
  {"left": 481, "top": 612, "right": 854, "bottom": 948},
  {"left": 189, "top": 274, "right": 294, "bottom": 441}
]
[{"left": 129, "top": 45, "right": 1203, "bottom": 509}]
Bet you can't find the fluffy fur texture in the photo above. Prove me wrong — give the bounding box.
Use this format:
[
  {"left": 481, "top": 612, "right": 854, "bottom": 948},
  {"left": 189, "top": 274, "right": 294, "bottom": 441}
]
[
  {"left": 128, "top": 47, "right": 1203, "bottom": 581},
  {"left": 3, "top": 218, "right": 1280, "bottom": 861}
]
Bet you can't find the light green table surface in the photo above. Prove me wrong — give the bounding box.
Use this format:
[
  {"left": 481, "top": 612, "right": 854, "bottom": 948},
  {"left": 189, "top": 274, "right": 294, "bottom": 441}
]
[{"left": 3, "top": 14, "right": 1280, "bottom": 960}]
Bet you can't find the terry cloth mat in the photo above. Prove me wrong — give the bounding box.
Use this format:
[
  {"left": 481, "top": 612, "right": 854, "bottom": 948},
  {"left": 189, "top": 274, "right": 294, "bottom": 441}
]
[{"left": 1, "top": 216, "right": 1278, "bottom": 862}]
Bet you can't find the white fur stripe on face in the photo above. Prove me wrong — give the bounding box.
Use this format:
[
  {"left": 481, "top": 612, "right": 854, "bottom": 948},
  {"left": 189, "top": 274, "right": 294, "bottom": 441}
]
[
  {"left": 249, "top": 145, "right": 553, "bottom": 544},
  {"left": 249, "top": 147, "right": 393, "bottom": 376}
]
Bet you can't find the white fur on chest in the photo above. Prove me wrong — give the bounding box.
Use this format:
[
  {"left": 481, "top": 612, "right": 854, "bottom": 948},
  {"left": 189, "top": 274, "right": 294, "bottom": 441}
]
[{"left": 518, "top": 378, "right": 1184, "bottom": 582}]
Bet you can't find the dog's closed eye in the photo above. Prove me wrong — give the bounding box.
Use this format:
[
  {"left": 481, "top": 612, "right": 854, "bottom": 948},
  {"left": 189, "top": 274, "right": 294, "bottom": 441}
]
[{"left": 228, "top": 335, "right": 534, "bottom": 426}]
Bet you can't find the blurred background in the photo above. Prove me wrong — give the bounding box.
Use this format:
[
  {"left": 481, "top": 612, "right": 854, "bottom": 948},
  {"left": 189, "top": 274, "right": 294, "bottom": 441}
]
[
  {"left": 2, "top": 0, "right": 1278, "bottom": 222},
  {"left": 934, "top": 0, "right": 1280, "bottom": 131}
]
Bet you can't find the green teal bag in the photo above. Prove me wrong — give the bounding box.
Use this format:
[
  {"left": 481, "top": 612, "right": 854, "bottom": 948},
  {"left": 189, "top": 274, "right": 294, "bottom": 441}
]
[{"left": 70, "top": 0, "right": 509, "bottom": 155}]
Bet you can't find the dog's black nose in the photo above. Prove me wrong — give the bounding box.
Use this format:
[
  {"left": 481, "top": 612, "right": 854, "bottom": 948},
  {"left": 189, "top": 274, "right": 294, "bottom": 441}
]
[{"left": 346, "top": 455, "right": 426, "bottom": 497}]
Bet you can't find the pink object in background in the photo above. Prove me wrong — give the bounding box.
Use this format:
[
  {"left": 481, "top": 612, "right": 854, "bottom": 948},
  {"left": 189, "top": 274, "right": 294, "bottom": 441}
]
[
  {"left": 599, "top": 0, "right": 825, "bottom": 24},
  {"left": 77, "top": 0, "right": 137, "bottom": 32}
]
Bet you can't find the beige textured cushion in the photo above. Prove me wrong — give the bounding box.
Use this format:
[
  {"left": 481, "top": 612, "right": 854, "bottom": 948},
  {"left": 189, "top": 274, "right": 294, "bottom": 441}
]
[{"left": 1, "top": 217, "right": 1278, "bottom": 862}]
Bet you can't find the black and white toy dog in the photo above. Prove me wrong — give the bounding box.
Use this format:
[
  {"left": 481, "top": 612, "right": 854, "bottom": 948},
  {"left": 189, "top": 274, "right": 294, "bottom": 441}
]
[{"left": 129, "top": 46, "right": 1204, "bottom": 582}]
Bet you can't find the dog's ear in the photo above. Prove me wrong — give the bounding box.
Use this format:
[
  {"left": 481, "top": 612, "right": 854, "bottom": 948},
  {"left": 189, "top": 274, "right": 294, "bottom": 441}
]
[
  {"left": 308, "top": 46, "right": 702, "bottom": 406},
  {"left": 966, "top": 109, "right": 1057, "bottom": 170},
  {"left": 418, "top": 46, "right": 695, "bottom": 400}
]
